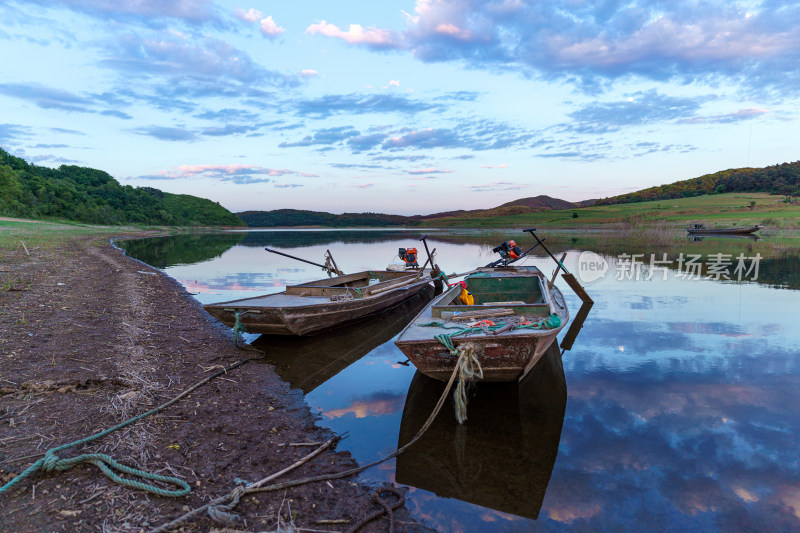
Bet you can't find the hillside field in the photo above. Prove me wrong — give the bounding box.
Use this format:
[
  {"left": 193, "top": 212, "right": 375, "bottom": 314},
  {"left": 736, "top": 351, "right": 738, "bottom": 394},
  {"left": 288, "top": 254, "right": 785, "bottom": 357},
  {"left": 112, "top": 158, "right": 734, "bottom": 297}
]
[{"left": 419, "top": 192, "right": 800, "bottom": 229}]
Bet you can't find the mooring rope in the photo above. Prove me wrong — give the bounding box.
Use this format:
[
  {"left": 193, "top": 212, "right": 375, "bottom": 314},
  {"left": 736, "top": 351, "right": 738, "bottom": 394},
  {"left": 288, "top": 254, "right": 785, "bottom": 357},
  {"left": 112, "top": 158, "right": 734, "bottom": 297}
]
[
  {"left": 148, "top": 348, "right": 473, "bottom": 533},
  {"left": 0, "top": 358, "right": 256, "bottom": 499}
]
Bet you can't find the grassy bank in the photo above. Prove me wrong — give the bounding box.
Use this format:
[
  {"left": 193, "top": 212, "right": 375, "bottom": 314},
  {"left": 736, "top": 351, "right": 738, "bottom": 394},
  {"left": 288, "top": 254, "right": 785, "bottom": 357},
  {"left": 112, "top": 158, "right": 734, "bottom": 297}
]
[{"left": 419, "top": 192, "right": 800, "bottom": 229}]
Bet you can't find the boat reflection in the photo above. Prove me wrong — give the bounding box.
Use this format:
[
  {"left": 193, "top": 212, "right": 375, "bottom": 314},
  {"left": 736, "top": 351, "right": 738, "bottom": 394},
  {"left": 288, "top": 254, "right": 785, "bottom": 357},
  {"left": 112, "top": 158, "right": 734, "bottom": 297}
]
[
  {"left": 251, "top": 287, "right": 435, "bottom": 394},
  {"left": 396, "top": 342, "right": 567, "bottom": 520}
]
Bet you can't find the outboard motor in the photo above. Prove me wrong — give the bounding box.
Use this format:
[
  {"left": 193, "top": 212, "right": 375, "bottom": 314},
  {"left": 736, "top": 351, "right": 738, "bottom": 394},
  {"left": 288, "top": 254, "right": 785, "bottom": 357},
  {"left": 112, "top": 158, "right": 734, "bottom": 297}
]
[{"left": 398, "top": 247, "right": 419, "bottom": 268}]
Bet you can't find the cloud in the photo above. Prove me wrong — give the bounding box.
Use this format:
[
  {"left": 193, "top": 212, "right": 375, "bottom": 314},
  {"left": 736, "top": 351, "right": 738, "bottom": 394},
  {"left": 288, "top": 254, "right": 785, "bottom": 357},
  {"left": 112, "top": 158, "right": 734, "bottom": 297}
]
[
  {"left": 382, "top": 120, "right": 532, "bottom": 151},
  {"left": 308, "top": 1, "right": 800, "bottom": 94},
  {"left": 132, "top": 125, "right": 197, "bottom": 141},
  {"left": 260, "top": 16, "right": 285, "bottom": 38},
  {"left": 279, "top": 126, "right": 360, "bottom": 147},
  {"left": 233, "top": 8, "right": 263, "bottom": 23},
  {"left": 407, "top": 168, "right": 453, "bottom": 174},
  {"left": 305, "top": 20, "right": 399, "bottom": 49},
  {"left": 347, "top": 133, "right": 389, "bottom": 151},
  {"left": 331, "top": 163, "right": 385, "bottom": 170},
  {"left": 0, "top": 123, "right": 32, "bottom": 145},
  {"left": 372, "top": 154, "right": 429, "bottom": 162},
  {"left": 23, "top": 0, "right": 221, "bottom": 25},
  {"left": 565, "top": 90, "right": 706, "bottom": 133},
  {"left": 301, "top": 69, "right": 319, "bottom": 78},
  {"left": 291, "top": 93, "right": 440, "bottom": 119},
  {"left": 274, "top": 183, "right": 304, "bottom": 188},
  {"left": 0, "top": 82, "right": 134, "bottom": 119},
  {"left": 100, "top": 32, "right": 298, "bottom": 88},
  {"left": 347, "top": 182, "right": 375, "bottom": 189},
  {"left": 28, "top": 154, "right": 81, "bottom": 165},
  {"left": 481, "top": 163, "right": 507, "bottom": 169},
  {"left": 137, "top": 164, "right": 318, "bottom": 184},
  {"left": 463, "top": 180, "right": 526, "bottom": 191},
  {"left": 678, "top": 108, "right": 769, "bottom": 124}
]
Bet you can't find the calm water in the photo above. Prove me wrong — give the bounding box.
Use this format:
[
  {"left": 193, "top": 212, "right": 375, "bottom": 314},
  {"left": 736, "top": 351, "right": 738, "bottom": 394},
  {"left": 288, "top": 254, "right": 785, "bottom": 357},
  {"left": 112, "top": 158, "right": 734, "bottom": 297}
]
[{"left": 121, "top": 229, "right": 800, "bottom": 532}]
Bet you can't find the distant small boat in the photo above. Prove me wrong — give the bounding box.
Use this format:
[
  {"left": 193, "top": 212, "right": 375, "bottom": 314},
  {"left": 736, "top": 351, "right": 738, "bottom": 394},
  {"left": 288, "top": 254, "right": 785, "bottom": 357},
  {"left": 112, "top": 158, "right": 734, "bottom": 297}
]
[
  {"left": 686, "top": 223, "right": 763, "bottom": 235},
  {"left": 204, "top": 270, "right": 432, "bottom": 336},
  {"left": 394, "top": 266, "right": 568, "bottom": 382}
]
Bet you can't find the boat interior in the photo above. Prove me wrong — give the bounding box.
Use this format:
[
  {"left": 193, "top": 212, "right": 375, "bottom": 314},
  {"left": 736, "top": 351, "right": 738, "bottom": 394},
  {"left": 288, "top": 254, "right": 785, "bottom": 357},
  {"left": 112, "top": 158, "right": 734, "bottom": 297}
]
[
  {"left": 285, "top": 270, "right": 423, "bottom": 298},
  {"left": 432, "top": 274, "right": 552, "bottom": 318}
]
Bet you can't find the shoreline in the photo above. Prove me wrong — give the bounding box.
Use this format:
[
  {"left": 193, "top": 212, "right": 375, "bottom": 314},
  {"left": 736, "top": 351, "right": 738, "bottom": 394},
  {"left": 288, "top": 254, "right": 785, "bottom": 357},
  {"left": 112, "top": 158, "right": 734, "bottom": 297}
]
[{"left": 0, "top": 232, "right": 422, "bottom": 532}]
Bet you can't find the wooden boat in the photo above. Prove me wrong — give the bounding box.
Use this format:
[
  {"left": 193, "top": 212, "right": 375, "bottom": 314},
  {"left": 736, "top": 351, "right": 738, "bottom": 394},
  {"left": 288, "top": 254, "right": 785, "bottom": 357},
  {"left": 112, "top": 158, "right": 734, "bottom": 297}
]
[
  {"left": 686, "top": 223, "right": 762, "bottom": 235},
  {"left": 249, "top": 288, "right": 433, "bottom": 393},
  {"left": 204, "top": 270, "right": 433, "bottom": 336},
  {"left": 394, "top": 266, "right": 568, "bottom": 382},
  {"left": 395, "top": 342, "right": 566, "bottom": 520}
]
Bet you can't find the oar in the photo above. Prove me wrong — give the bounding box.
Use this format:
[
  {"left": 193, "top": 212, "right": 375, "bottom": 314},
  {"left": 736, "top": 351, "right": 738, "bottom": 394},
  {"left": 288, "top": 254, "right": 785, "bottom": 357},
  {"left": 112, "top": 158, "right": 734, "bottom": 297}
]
[
  {"left": 522, "top": 228, "right": 593, "bottom": 304},
  {"left": 264, "top": 248, "right": 345, "bottom": 276}
]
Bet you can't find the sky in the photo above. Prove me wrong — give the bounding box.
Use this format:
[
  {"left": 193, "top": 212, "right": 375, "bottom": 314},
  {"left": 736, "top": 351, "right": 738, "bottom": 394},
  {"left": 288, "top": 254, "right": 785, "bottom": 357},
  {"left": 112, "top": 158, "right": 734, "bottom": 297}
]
[{"left": 1, "top": 0, "right": 798, "bottom": 216}]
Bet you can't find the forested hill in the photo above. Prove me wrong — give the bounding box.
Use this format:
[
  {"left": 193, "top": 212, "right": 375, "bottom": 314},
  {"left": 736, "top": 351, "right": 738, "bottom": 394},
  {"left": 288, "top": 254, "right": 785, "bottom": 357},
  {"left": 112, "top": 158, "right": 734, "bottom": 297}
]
[
  {"left": 237, "top": 209, "right": 409, "bottom": 227},
  {"left": 596, "top": 161, "right": 800, "bottom": 206},
  {"left": 0, "top": 149, "right": 243, "bottom": 226}
]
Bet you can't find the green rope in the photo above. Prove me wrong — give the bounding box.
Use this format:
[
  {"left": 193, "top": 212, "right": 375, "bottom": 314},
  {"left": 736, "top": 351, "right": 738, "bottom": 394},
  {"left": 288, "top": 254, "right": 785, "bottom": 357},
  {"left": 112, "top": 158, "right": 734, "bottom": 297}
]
[
  {"left": 423, "top": 314, "right": 562, "bottom": 334},
  {"left": 233, "top": 310, "right": 258, "bottom": 348},
  {"left": 0, "top": 411, "right": 190, "bottom": 498},
  {"left": 0, "top": 358, "right": 253, "bottom": 499}
]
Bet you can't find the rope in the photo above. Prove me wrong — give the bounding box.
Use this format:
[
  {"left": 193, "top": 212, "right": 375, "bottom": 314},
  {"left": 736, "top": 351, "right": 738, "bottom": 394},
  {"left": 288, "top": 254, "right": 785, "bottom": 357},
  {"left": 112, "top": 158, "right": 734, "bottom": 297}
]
[
  {"left": 0, "top": 358, "right": 255, "bottom": 499},
  {"left": 233, "top": 311, "right": 261, "bottom": 349},
  {"left": 347, "top": 487, "right": 405, "bottom": 533},
  {"left": 149, "top": 349, "right": 473, "bottom": 533},
  {"left": 452, "top": 343, "right": 482, "bottom": 424}
]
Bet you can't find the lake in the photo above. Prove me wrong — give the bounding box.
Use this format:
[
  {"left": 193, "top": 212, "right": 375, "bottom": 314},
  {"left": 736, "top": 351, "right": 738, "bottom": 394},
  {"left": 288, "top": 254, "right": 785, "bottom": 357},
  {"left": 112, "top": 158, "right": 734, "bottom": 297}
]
[{"left": 120, "top": 228, "right": 800, "bottom": 531}]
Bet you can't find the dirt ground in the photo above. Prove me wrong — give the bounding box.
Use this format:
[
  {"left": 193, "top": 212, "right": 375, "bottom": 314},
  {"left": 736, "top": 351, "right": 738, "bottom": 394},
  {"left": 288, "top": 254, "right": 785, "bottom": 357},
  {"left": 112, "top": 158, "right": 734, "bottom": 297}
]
[{"left": 0, "top": 234, "right": 426, "bottom": 532}]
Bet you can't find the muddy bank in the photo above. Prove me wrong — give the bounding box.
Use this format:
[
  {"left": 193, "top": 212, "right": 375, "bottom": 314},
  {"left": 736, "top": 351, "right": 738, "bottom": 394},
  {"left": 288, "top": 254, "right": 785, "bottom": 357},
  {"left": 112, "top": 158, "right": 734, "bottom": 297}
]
[{"left": 0, "top": 234, "right": 424, "bottom": 532}]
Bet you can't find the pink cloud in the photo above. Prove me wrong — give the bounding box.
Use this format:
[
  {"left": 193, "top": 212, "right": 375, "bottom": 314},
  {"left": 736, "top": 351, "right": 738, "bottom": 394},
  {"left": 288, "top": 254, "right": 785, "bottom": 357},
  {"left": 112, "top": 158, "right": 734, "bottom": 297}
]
[
  {"left": 305, "top": 21, "right": 399, "bottom": 48},
  {"left": 407, "top": 168, "right": 453, "bottom": 174},
  {"left": 347, "top": 182, "right": 375, "bottom": 189},
  {"left": 481, "top": 163, "right": 508, "bottom": 169},
  {"left": 233, "top": 7, "right": 263, "bottom": 23},
  {"left": 260, "top": 15, "right": 285, "bottom": 38}
]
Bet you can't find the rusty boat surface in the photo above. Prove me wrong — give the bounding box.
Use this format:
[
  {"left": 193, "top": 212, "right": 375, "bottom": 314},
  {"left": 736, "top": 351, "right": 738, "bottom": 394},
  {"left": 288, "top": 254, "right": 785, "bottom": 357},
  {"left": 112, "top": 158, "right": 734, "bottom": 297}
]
[
  {"left": 394, "top": 266, "right": 569, "bottom": 382},
  {"left": 204, "top": 270, "right": 432, "bottom": 336}
]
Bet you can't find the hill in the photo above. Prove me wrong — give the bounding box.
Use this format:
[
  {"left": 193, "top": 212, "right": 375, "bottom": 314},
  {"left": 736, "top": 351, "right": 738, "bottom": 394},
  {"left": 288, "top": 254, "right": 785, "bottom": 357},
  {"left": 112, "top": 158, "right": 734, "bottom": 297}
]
[
  {"left": 0, "top": 149, "right": 243, "bottom": 226},
  {"left": 497, "top": 195, "right": 576, "bottom": 211},
  {"left": 236, "top": 209, "right": 408, "bottom": 228},
  {"left": 237, "top": 195, "right": 579, "bottom": 227},
  {"left": 596, "top": 161, "right": 800, "bottom": 205}
]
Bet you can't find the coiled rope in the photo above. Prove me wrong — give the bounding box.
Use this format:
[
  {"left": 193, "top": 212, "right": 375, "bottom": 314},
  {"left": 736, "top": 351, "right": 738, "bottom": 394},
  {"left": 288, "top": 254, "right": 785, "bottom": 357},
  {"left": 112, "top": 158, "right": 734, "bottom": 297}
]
[{"left": 0, "top": 358, "right": 255, "bottom": 499}]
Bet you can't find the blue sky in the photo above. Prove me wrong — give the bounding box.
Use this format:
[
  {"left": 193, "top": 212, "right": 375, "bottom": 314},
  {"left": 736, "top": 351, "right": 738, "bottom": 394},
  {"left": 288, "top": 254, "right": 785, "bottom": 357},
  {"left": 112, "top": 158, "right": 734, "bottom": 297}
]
[{"left": 1, "top": 0, "right": 798, "bottom": 215}]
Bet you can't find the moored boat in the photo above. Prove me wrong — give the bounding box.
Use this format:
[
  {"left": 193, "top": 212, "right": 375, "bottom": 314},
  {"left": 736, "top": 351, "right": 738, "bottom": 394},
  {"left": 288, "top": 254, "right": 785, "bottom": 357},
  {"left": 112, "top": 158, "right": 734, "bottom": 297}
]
[
  {"left": 204, "top": 270, "right": 433, "bottom": 336},
  {"left": 686, "top": 223, "right": 763, "bottom": 235},
  {"left": 394, "top": 266, "right": 568, "bottom": 382}
]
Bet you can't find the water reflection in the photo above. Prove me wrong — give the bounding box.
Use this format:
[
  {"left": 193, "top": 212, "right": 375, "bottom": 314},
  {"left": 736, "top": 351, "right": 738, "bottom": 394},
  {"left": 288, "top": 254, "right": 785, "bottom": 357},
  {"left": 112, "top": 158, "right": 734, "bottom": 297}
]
[
  {"left": 117, "top": 230, "right": 800, "bottom": 532},
  {"left": 396, "top": 343, "right": 566, "bottom": 522},
  {"left": 251, "top": 289, "right": 434, "bottom": 394},
  {"left": 122, "top": 232, "right": 245, "bottom": 268}
]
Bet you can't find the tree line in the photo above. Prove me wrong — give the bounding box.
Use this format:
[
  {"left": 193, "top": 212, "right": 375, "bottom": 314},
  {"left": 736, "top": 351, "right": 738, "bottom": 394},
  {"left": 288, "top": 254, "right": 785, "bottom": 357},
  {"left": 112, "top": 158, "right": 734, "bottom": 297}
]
[
  {"left": 236, "top": 209, "right": 413, "bottom": 228},
  {"left": 0, "top": 148, "right": 242, "bottom": 226},
  {"left": 596, "top": 161, "right": 800, "bottom": 205}
]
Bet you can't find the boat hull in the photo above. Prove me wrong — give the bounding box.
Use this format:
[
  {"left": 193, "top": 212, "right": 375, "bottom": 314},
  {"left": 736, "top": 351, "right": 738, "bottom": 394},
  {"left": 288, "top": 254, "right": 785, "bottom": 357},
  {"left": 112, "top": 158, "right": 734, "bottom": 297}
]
[
  {"left": 687, "top": 225, "right": 761, "bottom": 235},
  {"left": 204, "top": 270, "right": 433, "bottom": 336},
  {"left": 394, "top": 266, "right": 569, "bottom": 382},
  {"left": 397, "top": 332, "right": 559, "bottom": 382}
]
